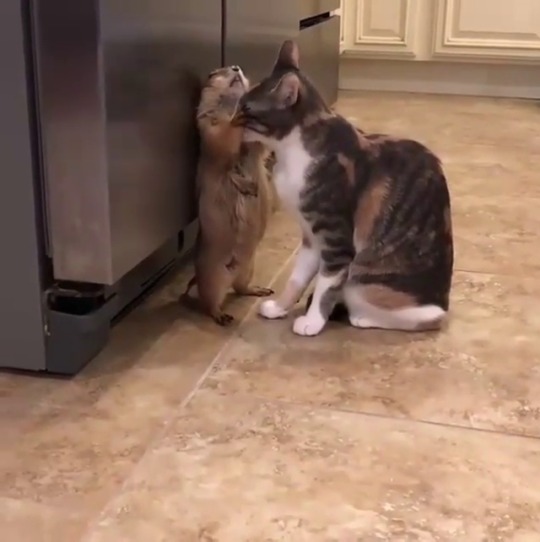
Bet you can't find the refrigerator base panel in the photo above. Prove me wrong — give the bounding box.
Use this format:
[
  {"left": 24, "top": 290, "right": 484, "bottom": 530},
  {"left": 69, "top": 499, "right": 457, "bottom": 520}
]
[{"left": 42, "top": 221, "right": 197, "bottom": 375}]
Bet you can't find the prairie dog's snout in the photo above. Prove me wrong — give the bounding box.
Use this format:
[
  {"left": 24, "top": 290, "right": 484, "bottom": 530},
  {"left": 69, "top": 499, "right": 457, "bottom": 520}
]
[
  {"left": 198, "top": 66, "right": 250, "bottom": 122},
  {"left": 197, "top": 65, "right": 251, "bottom": 159}
]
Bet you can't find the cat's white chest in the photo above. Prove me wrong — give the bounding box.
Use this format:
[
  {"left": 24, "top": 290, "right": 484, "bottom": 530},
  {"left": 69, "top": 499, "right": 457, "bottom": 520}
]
[{"left": 273, "top": 129, "right": 312, "bottom": 211}]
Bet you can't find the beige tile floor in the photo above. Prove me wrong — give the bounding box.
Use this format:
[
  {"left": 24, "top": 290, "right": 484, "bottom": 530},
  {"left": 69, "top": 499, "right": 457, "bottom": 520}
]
[{"left": 1, "top": 91, "right": 540, "bottom": 541}]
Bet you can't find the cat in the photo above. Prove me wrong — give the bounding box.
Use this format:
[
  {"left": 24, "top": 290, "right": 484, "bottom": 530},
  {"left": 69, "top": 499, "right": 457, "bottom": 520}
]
[
  {"left": 183, "top": 65, "right": 273, "bottom": 325},
  {"left": 232, "top": 40, "right": 453, "bottom": 336}
]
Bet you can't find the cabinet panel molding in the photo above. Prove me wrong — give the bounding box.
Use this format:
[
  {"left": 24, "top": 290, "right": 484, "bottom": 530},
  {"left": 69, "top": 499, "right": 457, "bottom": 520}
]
[
  {"left": 433, "top": 0, "right": 540, "bottom": 61},
  {"left": 342, "top": 0, "right": 420, "bottom": 59},
  {"left": 339, "top": 0, "right": 346, "bottom": 50}
]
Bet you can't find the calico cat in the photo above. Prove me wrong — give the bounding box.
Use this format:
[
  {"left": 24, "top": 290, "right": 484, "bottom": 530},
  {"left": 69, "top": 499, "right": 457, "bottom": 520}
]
[{"left": 233, "top": 40, "right": 453, "bottom": 336}]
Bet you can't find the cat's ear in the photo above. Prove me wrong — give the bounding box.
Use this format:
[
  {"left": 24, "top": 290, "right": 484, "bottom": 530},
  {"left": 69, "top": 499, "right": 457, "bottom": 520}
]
[
  {"left": 273, "top": 40, "right": 300, "bottom": 72},
  {"left": 273, "top": 72, "right": 300, "bottom": 107}
]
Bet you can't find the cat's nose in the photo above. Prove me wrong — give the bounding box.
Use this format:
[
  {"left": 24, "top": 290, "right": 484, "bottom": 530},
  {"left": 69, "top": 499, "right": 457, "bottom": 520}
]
[{"left": 231, "top": 65, "right": 240, "bottom": 72}]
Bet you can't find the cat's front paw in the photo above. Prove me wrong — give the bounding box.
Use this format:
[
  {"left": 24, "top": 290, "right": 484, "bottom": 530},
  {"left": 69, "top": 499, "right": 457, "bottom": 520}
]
[
  {"left": 258, "top": 299, "right": 288, "bottom": 320},
  {"left": 292, "top": 315, "right": 325, "bottom": 337}
]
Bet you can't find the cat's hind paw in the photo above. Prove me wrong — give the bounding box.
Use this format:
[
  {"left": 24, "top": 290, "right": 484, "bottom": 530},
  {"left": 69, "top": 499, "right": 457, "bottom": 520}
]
[{"left": 349, "top": 315, "right": 379, "bottom": 329}]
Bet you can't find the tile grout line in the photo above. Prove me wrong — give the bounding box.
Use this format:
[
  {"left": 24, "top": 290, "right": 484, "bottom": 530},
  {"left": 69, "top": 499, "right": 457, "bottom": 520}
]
[
  {"left": 78, "top": 243, "right": 299, "bottom": 541},
  {"left": 453, "top": 267, "right": 539, "bottom": 277},
  {"left": 176, "top": 245, "right": 299, "bottom": 412},
  {"left": 246, "top": 394, "right": 540, "bottom": 443}
]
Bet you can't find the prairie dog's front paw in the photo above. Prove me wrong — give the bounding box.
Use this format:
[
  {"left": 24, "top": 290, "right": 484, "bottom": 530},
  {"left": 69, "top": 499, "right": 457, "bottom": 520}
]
[
  {"left": 258, "top": 299, "right": 288, "bottom": 320},
  {"left": 239, "top": 183, "right": 258, "bottom": 197},
  {"left": 292, "top": 315, "right": 325, "bottom": 337},
  {"left": 242, "top": 129, "right": 260, "bottom": 143}
]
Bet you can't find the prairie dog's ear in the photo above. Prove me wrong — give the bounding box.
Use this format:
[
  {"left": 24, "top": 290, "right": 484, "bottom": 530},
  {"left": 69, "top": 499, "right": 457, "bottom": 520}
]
[
  {"left": 273, "top": 40, "right": 300, "bottom": 72},
  {"left": 273, "top": 72, "right": 300, "bottom": 108}
]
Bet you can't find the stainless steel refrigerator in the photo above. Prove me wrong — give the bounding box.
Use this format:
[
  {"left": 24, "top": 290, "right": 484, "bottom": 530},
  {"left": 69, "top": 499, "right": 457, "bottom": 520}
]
[{"left": 0, "top": 0, "right": 338, "bottom": 374}]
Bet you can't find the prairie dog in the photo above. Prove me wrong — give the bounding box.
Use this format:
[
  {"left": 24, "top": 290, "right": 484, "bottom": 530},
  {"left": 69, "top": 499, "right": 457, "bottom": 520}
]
[{"left": 184, "top": 66, "right": 273, "bottom": 325}]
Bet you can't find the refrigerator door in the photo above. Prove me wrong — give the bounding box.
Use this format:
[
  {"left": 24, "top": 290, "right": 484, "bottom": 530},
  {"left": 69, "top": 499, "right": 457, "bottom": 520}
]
[
  {"left": 299, "top": 15, "right": 341, "bottom": 106},
  {"left": 223, "top": 0, "right": 299, "bottom": 83},
  {"left": 32, "top": 0, "right": 222, "bottom": 285},
  {"left": 0, "top": 0, "right": 48, "bottom": 370}
]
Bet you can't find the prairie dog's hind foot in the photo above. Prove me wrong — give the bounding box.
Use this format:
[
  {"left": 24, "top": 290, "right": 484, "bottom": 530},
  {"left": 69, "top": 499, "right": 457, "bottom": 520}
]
[
  {"left": 235, "top": 285, "right": 274, "bottom": 297},
  {"left": 213, "top": 311, "right": 235, "bottom": 326},
  {"left": 183, "top": 275, "right": 197, "bottom": 296}
]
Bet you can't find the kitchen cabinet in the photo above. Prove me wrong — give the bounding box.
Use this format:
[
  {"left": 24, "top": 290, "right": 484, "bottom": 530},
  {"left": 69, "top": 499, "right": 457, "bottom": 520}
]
[
  {"left": 433, "top": 0, "right": 540, "bottom": 61},
  {"left": 340, "top": 0, "right": 421, "bottom": 59},
  {"left": 340, "top": 0, "right": 540, "bottom": 63},
  {"left": 338, "top": 0, "right": 540, "bottom": 98}
]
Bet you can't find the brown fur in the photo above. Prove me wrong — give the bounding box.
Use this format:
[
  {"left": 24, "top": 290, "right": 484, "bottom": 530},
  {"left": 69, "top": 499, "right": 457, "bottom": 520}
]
[
  {"left": 354, "top": 177, "right": 390, "bottom": 246},
  {"left": 262, "top": 152, "right": 280, "bottom": 213},
  {"left": 337, "top": 153, "right": 355, "bottom": 186},
  {"left": 183, "top": 67, "right": 273, "bottom": 325},
  {"left": 359, "top": 284, "right": 416, "bottom": 310}
]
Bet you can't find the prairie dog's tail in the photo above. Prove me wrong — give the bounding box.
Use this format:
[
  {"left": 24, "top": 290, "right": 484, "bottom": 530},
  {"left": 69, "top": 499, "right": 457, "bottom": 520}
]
[
  {"left": 179, "top": 275, "right": 201, "bottom": 314},
  {"left": 183, "top": 275, "right": 197, "bottom": 296}
]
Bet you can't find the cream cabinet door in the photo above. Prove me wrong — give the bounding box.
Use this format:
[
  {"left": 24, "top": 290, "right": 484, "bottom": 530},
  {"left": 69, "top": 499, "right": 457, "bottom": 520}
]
[
  {"left": 433, "top": 0, "right": 540, "bottom": 61},
  {"left": 341, "top": 0, "right": 421, "bottom": 59}
]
